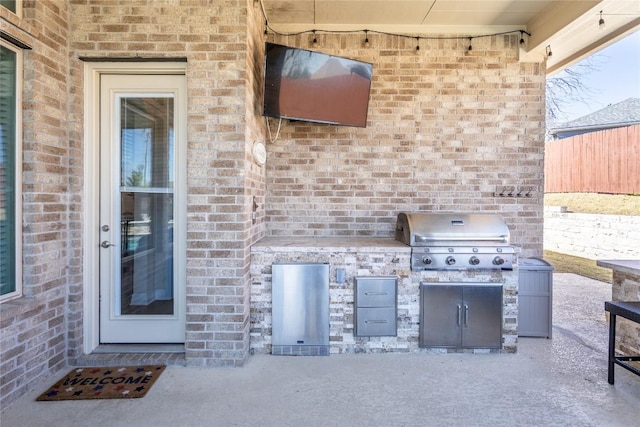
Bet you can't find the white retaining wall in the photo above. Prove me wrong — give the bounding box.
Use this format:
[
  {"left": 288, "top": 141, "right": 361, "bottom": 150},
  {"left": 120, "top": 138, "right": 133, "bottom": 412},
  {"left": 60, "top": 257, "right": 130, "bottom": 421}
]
[{"left": 544, "top": 206, "right": 640, "bottom": 260}]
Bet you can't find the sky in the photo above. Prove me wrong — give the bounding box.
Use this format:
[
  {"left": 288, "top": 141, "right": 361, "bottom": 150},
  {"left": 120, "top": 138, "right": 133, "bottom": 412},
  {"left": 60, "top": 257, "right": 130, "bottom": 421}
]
[{"left": 557, "top": 30, "right": 640, "bottom": 122}]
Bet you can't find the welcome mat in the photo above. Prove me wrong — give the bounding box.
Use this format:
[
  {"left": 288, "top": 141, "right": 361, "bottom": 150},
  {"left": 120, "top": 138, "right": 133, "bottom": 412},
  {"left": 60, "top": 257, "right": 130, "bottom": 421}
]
[{"left": 36, "top": 365, "right": 165, "bottom": 401}]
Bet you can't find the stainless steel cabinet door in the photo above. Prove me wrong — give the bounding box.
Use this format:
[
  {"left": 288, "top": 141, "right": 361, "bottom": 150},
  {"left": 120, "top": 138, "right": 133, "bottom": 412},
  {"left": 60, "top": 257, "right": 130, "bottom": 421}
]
[
  {"left": 420, "top": 284, "right": 462, "bottom": 347},
  {"left": 462, "top": 284, "right": 503, "bottom": 349},
  {"left": 420, "top": 283, "right": 503, "bottom": 349}
]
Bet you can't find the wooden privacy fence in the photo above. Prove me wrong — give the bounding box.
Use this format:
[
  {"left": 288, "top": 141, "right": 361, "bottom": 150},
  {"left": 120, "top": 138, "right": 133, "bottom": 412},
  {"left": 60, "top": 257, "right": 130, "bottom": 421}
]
[{"left": 545, "top": 124, "right": 640, "bottom": 194}]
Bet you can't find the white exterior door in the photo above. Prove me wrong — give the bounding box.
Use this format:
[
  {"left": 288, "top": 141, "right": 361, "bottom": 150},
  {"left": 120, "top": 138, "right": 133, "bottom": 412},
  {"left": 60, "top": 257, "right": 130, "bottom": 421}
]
[{"left": 98, "top": 74, "right": 186, "bottom": 343}]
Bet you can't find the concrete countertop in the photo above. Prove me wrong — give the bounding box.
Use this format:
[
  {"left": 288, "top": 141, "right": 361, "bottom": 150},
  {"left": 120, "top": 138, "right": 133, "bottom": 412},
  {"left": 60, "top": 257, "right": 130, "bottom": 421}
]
[
  {"left": 252, "top": 236, "right": 410, "bottom": 253},
  {"left": 596, "top": 259, "right": 640, "bottom": 276}
]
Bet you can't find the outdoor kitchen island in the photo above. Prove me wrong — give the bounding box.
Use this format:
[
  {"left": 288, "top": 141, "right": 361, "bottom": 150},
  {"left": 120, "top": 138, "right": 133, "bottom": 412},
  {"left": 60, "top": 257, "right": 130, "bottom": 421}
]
[
  {"left": 250, "top": 237, "right": 519, "bottom": 355},
  {"left": 597, "top": 259, "right": 640, "bottom": 380}
]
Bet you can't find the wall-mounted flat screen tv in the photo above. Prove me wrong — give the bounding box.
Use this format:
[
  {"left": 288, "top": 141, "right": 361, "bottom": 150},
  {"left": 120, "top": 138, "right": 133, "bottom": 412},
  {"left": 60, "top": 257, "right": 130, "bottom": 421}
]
[{"left": 263, "top": 42, "right": 373, "bottom": 128}]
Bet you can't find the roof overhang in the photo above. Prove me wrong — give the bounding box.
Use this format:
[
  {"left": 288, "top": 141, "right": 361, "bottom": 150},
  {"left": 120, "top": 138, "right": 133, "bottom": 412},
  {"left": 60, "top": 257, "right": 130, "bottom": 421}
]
[{"left": 551, "top": 121, "right": 640, "bottom": 136}]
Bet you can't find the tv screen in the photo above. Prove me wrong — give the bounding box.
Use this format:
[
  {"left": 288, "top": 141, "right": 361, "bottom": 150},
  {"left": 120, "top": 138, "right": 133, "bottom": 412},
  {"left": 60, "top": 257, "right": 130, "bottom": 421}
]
[{"left": 263, "top": 42, "right": 373, "bottom": 128}]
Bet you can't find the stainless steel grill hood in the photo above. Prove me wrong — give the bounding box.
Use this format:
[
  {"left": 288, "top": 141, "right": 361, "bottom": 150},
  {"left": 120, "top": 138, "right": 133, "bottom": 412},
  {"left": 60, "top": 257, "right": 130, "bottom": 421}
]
[
  {"left": 396, "top": 213, "right": 510, "bottom": 246},
  {"left": 395, "top": 212, "right": 514, "bottom": 270}
]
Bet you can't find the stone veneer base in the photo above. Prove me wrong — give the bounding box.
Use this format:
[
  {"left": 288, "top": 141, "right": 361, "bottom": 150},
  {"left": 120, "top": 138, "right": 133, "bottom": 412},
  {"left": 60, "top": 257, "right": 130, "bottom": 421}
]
[
  {"left": 251, "top": 237, "right": 519, "bottom": 354},
  {"left": 597, "top": 260, "right": 640, "bottom": 358}
]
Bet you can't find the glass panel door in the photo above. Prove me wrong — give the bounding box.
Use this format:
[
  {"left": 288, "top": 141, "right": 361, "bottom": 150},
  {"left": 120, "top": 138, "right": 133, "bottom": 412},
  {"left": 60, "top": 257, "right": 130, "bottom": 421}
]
[{"left": 99, "top": 74, "right": 185, "bottom": 343}]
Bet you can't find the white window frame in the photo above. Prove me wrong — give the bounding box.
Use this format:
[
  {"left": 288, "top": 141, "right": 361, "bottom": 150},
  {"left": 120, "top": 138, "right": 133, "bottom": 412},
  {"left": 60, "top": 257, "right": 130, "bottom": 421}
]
[
  {"left": 0, "top": 39, "right": 23, "bottom": 302},
  {"left": 1, "top": 0, "right": 22, "bottom": 18}
]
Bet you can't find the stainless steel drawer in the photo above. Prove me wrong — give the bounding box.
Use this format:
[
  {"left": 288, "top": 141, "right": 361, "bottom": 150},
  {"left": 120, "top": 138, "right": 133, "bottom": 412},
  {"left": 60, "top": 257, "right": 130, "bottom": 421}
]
[
  {"left": 355, "top": 307, "right": 397, "bottom": 337},
  {"left": 354, "top": 276, "right": 397, "bottom": 337},
  {"left": 355, "top": 277, "right": 397, "bottom": 307}
]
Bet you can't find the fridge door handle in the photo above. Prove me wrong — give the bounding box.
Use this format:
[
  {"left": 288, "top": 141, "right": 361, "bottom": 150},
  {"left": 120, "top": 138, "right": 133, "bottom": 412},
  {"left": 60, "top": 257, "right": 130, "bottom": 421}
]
[{"left": 457, "top": 304, "right": 462, "bottom": 327}]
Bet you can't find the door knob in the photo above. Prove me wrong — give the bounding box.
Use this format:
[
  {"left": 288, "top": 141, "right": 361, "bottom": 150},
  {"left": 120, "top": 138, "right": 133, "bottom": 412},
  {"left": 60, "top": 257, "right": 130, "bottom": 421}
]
[{"left": 101, "top": 240, "right": 115, "bottom": 248}]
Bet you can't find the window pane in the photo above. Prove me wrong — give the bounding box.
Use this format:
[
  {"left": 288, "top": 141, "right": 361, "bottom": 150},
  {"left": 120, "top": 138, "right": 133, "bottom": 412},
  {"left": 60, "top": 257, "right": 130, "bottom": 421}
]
[
  {"left": 0, "top": 1, "right": 16, "bottom": 14},
  {"left": 0, "top": 45, "right": 17, "bottom": 296},
  {"left": 119, "top": 97, "right": 175, "bottom": 316}
]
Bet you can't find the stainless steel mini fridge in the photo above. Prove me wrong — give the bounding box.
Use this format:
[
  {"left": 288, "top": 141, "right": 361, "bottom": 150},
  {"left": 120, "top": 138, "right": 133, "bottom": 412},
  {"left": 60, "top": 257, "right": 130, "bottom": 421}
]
[{"left": 271, "top": 263, "right": 330, "bottom": 356}]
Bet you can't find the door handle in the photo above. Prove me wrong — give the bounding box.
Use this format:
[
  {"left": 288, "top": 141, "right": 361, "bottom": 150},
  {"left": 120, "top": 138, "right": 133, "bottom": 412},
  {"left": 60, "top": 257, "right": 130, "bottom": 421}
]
[
  {"left": 463, "top": 304, "right": 469, "bottom": 327},
  {"left": 101, "top": 240, "right": 115, "bottom": 249},
  {"left": 457, "top": 304, "right": 462, "bottom": 327}
]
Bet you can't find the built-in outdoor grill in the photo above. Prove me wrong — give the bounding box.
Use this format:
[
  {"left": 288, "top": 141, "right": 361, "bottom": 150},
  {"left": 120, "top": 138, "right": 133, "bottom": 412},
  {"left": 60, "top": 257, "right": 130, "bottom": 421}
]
[
  {"left": 396, "top": 212, "right": 514, "bottom": 349},
  {"left": 395, "top": 212, "right": 515, "bottom": 271}
]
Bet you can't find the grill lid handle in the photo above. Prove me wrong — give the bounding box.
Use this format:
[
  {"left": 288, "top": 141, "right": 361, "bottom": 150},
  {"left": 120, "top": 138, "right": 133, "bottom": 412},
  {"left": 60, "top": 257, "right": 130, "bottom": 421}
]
[{"left": 414, "top": 235, "right": 508, "bottom": 243}]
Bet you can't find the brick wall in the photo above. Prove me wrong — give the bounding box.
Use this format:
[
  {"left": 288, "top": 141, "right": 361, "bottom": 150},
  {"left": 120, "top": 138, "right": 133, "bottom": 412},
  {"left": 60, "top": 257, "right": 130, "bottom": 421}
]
[
  {"left": 0, "top": 0, "right": 547, "bottom": 409},
  {"left": 264, "top": 33, "right": 546, "bottom": 256},
  {"left": 242, "top": 0, "right": 269, "bottom": 361},
  {"left": 66, "top": 0, "right": 265, "bottom": 367},
  {"left": 2, "top": 0, "right": 266, "bottom": 407},
  {"left": 0, "top": 0, "right": 71, "bottom": 410}
]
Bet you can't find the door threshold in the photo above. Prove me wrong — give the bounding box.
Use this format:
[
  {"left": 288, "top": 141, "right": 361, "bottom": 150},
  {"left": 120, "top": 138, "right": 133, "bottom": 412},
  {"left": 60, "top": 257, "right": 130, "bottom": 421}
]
[{"left": 94, "top": 343, "right": 185, "bottom": 354}]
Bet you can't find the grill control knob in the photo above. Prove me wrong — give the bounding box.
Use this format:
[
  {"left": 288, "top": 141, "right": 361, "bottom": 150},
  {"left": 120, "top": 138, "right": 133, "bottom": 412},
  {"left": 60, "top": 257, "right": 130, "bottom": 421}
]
[
  {"left": 469, "top": 256, "right": 480, "bottom": 266},
  {"left": 492, "top": 256, "right": 505, "bottom": 266},
  {"left": 445, "top": 256, "right": 456, "bottom": 266},
  {"left": 422, "top": 256, "right": 432, "bottom": 265}
]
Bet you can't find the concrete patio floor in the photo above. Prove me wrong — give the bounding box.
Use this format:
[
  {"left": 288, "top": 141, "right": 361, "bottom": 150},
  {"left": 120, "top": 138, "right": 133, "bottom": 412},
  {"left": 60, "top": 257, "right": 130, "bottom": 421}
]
[{"left": 2, "top": 273, "right": 639, "bottom": 427}]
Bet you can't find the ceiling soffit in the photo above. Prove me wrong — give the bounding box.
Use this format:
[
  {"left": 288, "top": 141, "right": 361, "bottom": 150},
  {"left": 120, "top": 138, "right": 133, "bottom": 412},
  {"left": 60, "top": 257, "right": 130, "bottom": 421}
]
[{"left": 260, "top": 0, "right": 640, "bottom": 73}]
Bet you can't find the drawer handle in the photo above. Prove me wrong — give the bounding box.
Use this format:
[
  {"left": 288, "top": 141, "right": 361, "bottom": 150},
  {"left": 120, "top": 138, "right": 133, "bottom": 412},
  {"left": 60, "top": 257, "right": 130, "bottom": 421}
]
[
  {"left": 364, "top": 292, "right": 388, "bottom": 296},
  {"left": 364, "top": 320, "right": 388, "bottom": 324}
]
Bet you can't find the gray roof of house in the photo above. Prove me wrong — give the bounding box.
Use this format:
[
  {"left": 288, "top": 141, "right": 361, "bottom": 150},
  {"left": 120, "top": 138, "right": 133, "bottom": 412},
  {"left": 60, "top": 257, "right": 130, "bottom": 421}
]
[{"left": 552, "top": 97, "right": 640, "bottom": 133}]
